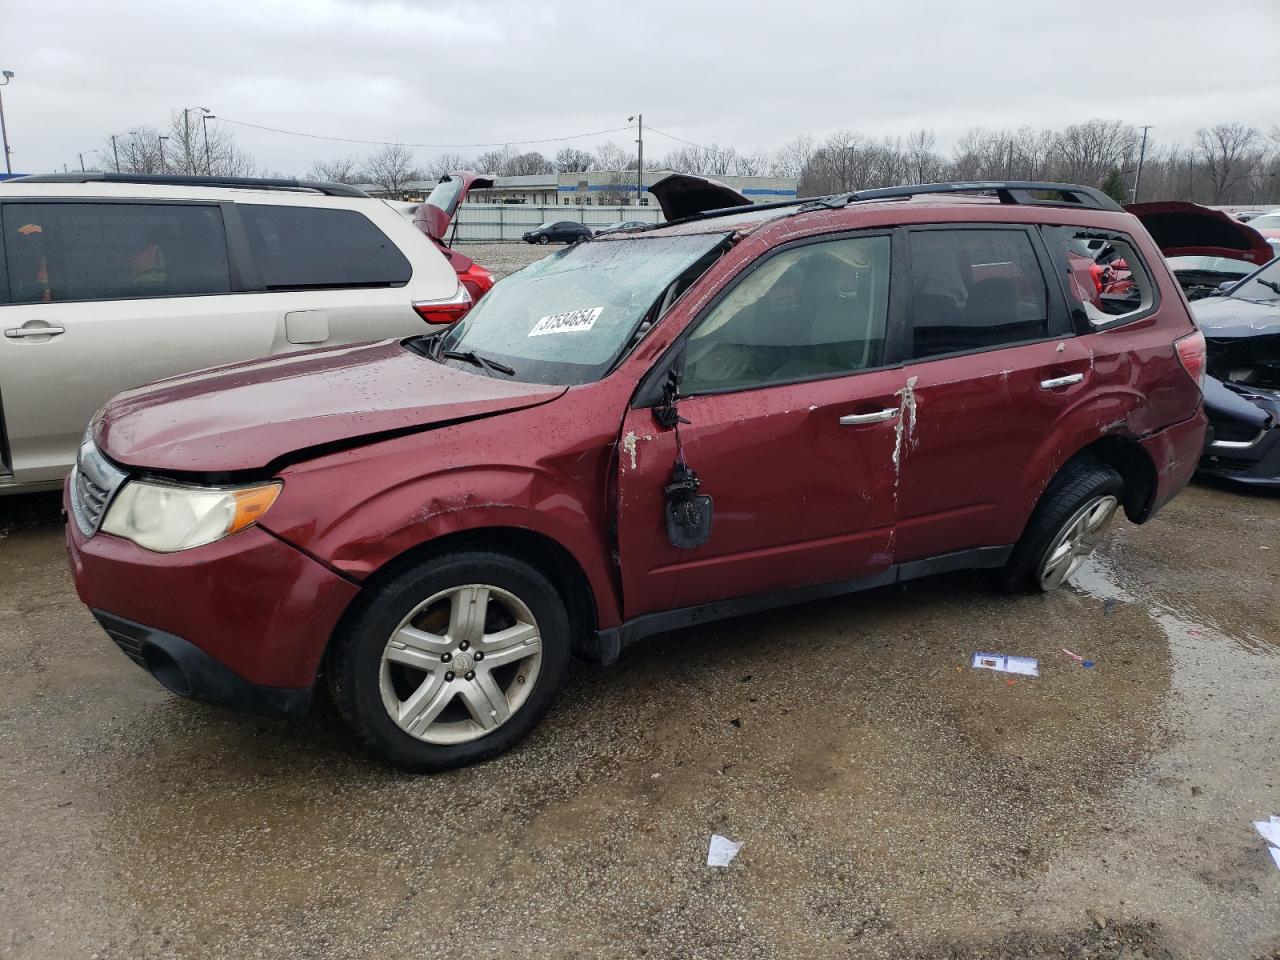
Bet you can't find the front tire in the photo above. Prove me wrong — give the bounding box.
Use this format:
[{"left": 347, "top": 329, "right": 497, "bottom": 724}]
[
  {"left": 329, "top": 551, "right": 570, "bottom": 771},
  {"left": 1000, "top": 457, "right": 1124, "bottom": 593},
  {"left": 537, "top": 235, "right": 549, "bottom": 245}
]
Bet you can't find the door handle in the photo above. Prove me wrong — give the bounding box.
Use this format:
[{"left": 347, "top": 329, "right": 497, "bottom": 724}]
[
  {"left": 1039, "top": 373, "right": 1084, "bottom": 389},
  {"left": 4, "top": 324, "right": 65, "bottom": 339},
  {"left": 839, "top": 408, "right": 900, "bottom": 425}
]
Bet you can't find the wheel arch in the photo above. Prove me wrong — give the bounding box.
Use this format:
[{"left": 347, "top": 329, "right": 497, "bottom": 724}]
[{"left": 1071, "top": 433, "right": 1158, "bottom": 523}]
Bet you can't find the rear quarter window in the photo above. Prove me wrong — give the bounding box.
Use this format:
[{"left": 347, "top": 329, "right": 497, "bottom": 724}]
[
  {"left": 239, "top": 204, "right": 411, "bottom": 290},
  {"left": 1042, "top": 226, "right": 1157, "bottom": 330}
]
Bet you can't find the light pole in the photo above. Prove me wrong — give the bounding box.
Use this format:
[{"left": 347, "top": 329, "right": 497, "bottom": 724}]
[
  {"left": 1132, "top": 125, "right": 1152, "bottom": 203},
  {"left": 201, "top": 113, "right": 215, "bottom": 174},
  {"left": 628, "top": 114, "right": 643, "bottom": 208},
  {"left": 182, "top": 106, "right": 210, "bottom": 174},
  {"left": 110, "top": 134, "right": 120, "bottom": 172},
  {"left": 158, "top": 135, "right": 169, "bottom": 172},
  {"left": 0, "top": 70, "right": 15, "bottom": 176}
]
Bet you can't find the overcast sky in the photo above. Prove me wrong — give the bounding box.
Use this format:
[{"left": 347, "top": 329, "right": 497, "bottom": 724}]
[{"left": 3, "top": 0, "right": 1278, "bottom": 176}]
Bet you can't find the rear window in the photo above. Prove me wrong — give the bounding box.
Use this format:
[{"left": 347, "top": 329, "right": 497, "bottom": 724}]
[
  {"left": 239, "top": 204, "right": 411, "bottom": 290},
  {"left": 1043, "top": 226, "right": 1155, "bottom": 327},
  {"left": 1, "top": 201, "right": 230, "bottom": 304}
]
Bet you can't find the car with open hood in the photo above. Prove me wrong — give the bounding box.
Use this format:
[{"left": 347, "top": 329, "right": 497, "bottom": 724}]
[
  {"left": 411, "top": 170, "right": 496, "bottom": 302},
  {"left": 1192, "top": 256, "right": 1280, "bottom": 488},
  {"left": 67, "top": 180, "right": 1207, "bottom": 771},
  {"left": 1123, "top": 201, "right": 1274, "bottom": 300}
]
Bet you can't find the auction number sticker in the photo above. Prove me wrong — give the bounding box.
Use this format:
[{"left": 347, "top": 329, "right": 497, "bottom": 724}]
[{"left": 528, "top": 306, "right": 603, "bottom": 336}]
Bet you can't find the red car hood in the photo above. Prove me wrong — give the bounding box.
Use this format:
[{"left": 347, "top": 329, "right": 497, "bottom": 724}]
[
  {"left": 1126, "top": 201, "right": 1273, "bottom": 265},
  {"left": 95, "top": 340, "right": 565, "bottom": 473}
]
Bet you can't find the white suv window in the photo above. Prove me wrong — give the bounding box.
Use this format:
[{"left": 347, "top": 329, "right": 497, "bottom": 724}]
[
  {"left": 2, "top": 201, "right": 231, "bottom": 304},
  {"left": 239, "top": 204, "right": 411, "bottom": 290}
]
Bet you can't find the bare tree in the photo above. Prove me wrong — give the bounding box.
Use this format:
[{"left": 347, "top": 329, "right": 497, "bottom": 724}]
[
  {"left": 553, "top": 147, "right": 593, "bottom": 172},
  {"left": 1052, "top": 119, "right": 1135, "bottom": 186},
  {"left": 506, "top": 151, "right": 553, "bottom": 176},
  {"left": 1195, "top": 123, "right": 1261, "bottom": 203},
  {"left": 904, "top": 129, "right": 944, "bottom": 184},
  {"left": 770, "top": 135, "right": 815, "bottom": 179},
  {"left": 307, "top": 156, "right": 361, "bottom": 183},
  {"left": 105, "top": 126, "right": 167, "bottom": 174},
  {"left": 474, "top": 145, "right": 517, "bottom": 175},
  {"left": 164, "top": 111, "right": 255, "bottom": 177},
  {"left": 360, "top": 143, "right": 421, "bottom": 198},
  {"left": 421, "top": 152, "right": 473, "bottom": 181}
]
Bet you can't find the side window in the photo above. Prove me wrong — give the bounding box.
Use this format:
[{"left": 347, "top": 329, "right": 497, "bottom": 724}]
[
  {"left": 1043, "top": 226, "right": 1155, "bottom": 327},
  {"left": 908, "top": 229, "right": 1049, "bottom": 358},
  {"left": 239, "top": 204, "right": 411, "bottom": 290},
  {"left": 1, "top": 202, "right": 231, "bottom": 304},
  {"left": 682, "top": 235, "right": 891, "bottom": 394}
]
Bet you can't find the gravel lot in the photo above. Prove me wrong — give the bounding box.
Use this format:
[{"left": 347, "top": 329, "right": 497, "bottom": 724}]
[
  {"left": 463, "top": 241, "right": 559, "bottom": 280},
  {"left": 0, "top": 254, "right": 1277, "bottom": 960}
]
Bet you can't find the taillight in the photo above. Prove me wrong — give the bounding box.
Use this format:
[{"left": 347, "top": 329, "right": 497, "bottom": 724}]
[
  {"left": 458, "top": 262, "right": 494, "bottom": 304},
  {"left": 1175, "top": 329, "right": 1206, "bottom": 389},
  {"left": 413, "top": 289, "right": 472, "bottom": 325}
]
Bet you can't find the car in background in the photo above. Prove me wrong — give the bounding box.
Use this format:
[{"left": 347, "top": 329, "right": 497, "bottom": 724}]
[
  {"left": 411, "top": 172, "right": 496, "bottom": 302},
  {"left": 594, "top": 220, "right": 649, "bottom": 236},
  {"left": 1192, "top": 256, "right": 1280, "bottom": 488},
  {"left": 1244, "top": 210, "right": 1280, "bottom": 254},
  {"left": 1234, "top": 210, "right": 1266, "bottom": 223},
  {"left": 0, "top": 173, "right": 470, "bottom": 495},
  {"left": 67, "top": 179, "right": 1206, "bottom": 771},
  {"left": 522, "top": 220, "right": 591, "bottom": 245}
]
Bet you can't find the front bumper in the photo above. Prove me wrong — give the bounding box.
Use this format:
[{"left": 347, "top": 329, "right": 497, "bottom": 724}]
[
  {"left": 1197, "top": 423, "right": 1280, "bottom": 489},
  {"left": 66, "top": 484, "right": 361, "bottom": 703}
]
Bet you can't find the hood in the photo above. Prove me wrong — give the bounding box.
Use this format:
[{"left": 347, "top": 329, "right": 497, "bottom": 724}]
[
  {"left": 413, "top": 170, "right": 495, "bottom": 242},
  {"left": 1125, "top": 201, "right": 1273, "bottom": 265},
  {"left": 1191, "top": 294, "right": 1280, "bottom": 339},
  {"left": 648, "top": 172, "right": 752, "bottom": 221},
  {"left": 1202, "top": 375, "right": 1274, "bottom": 427},
  {"left": 95, "top": 340, "right": 565, "bottom": 474}
]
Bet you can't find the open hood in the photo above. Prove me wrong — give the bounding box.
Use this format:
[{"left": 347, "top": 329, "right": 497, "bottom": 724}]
[
  {"left": 95, "top": 340, "right": 564, "bottom": 474},
  {"left": 413, "top": 170, "right": 495, "bottom": 242},
  {"left": 648, "top": 172, "right": 752, "bottom": 221},
  {"left": 1125, "top": 201, "right": 1273, "bottom": 265}
]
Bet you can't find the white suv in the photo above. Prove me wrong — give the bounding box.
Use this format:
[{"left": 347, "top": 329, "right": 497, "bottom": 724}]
[{"left": 0, "top": 174, "right": 470, "bottom": 494}]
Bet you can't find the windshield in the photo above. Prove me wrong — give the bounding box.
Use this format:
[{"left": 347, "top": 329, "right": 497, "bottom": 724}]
[
  {"left": 425, "top": 176, "right": 464, "bottom": 213},
  {"left": 1229, "top": 259, "right": 1280, "bottom": 301},
  {"left": 1249, "top": 214, "right": 1280, "bottom": 230},
  {"left": 436, "top": 233, "right": 728, "bottom": 385}
]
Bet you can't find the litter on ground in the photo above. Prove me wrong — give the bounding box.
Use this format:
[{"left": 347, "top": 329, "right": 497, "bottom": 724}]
[
  {"left": 707, "top": 834, "right": 743, "bottom": 867},
  {"left": 1253, "top": 816, "right": 1280, "bottom": 871},
  {"left": 972, "top": 652, "right": 1040, "bottom": 677}
]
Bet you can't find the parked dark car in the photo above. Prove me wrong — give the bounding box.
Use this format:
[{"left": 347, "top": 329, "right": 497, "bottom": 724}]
[
  {"left": 522, "top": 221, "right": 590, "bottom": 244},
  {"left": 594, "top": 220, "right": 649, "bottom": 236},
  {"left": 67, "top": 180, "right": 1207, "bottom": 772},
  {"left": 1193, "top": 257, "right": 1280, "bottom": 488}
]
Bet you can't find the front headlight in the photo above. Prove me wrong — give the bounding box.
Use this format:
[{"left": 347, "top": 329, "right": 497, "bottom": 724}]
[{"left": 100, "top": 480, "right": 282, "bottom": 553}]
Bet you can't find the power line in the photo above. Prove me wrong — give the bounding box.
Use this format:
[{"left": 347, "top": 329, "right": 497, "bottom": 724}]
[
  {"left": 211, "top": 116, "right": 634, "bottom": 149},
  {"left": 646, "top": 126, "right": 714, "bottom": 151}
]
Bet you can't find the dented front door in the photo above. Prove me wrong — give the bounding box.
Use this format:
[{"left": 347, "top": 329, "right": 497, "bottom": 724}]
[{"left": 613, "top": 370, "right": 908, "bottom": 619}]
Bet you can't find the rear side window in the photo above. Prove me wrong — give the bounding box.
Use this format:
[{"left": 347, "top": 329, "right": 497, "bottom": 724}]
[
  {"left": 683, "top": 235, "right": 891, "bottom": 394},
  {"left": 1, "top": 202, "right": 231, "bottom": 304},
  {"left": 908, "top": 228, "right": 1050, "bottom": 358},
  {"left": 1042, "top": 227, "right": 1155, "bottom": 327},
  {"left": 239, "top": 204, "right": 411, "bottom": 290}
]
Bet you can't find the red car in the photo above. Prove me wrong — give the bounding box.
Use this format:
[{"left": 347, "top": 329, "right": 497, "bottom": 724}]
[
  {"left": 66, "top": 180, "right": 1208, "bottom": 771},
  {"left": 412, "top": 170, "right": 496, "bottom": 304}
]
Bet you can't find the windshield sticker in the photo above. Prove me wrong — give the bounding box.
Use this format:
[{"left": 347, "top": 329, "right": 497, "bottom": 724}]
[{"left": 528, "top": 306, "right": 604, "bottom": 337}]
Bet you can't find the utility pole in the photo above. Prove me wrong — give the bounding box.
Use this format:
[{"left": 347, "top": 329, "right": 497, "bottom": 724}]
[
  {"left": 183, "top": 110, "right": 192, "bottom": 173},
  {"left": 1132, "top": 125, "right": 1152, "bottom": 203},
  {"left": 629, "top": 114, "right": 643, "bottom": 207},
  {"left": 158, "top": 135, "right": 169, "bottom": 172},
  {"left": 0, "top": 70, "right": 14, "bottom": 176},
  {"left": 78, "top": 152, "right": 86, "bottom": 172},
  {"left": 111, "top": 134, "right": 120, "bottom": 172},
  {"left": 202, "top": 113, "right": 215, "bottom": 175}
]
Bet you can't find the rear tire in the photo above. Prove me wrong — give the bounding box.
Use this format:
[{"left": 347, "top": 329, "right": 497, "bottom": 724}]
[
  {"left": 1000, "top": 457, "right": 1124, "bottom": 593},
  {"left": 329, "top": 551, "right": 570, "bottom": 772}
]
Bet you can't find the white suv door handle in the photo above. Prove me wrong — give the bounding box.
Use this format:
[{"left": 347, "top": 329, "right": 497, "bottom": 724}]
[
  {"left": 1039, "top": 373, "right": 1084, "bottom": 389},
  {"left": 5, "top": 324, "right": 66, "bottom": 339},
  {"left": 839, "top": 408, "right": 900, "bottom": 425}
]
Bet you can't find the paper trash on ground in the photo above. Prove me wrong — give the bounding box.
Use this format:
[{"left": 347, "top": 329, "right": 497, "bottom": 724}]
[
  {"left": 707, "top": 834, "right": 743, "bottom": 867},
  {"left": 1271, "top": 847, "right": 1280, "bottom": 871},
  {"left": 972, "top": 652, "right": 1040, "bottom": 677},
  {"left": 1254, "top": 819, "right": 1280, "bottom": 848}
]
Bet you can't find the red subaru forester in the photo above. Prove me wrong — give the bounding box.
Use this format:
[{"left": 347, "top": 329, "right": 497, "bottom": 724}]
[{"left": 66, "top": 181, "right": 1208, "bottom": 771}]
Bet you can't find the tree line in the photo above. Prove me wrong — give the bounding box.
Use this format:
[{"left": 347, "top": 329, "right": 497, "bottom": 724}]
[{"left": 99, "top": 114, "right": 1280, "bottom": 206}]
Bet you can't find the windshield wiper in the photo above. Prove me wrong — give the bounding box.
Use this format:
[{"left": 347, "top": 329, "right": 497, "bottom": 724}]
[
  {"left": 440, "top": 348, "right": 515, "bottom": 377},
  {"left": 1258, "top": 279, "right": 1280, "bottom": 295}
]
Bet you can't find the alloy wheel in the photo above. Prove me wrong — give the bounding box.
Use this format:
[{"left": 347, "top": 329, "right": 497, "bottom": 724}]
[
  {"left": 379, "top": 584, "right": 543, "bottom": 745},
  {"left": 1038, "top": 495, "right": 1119, "bottom": 590}
]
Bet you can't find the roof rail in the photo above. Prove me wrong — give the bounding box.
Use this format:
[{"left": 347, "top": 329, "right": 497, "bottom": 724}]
[
  {"left": 671, "top": 180, "right": 1125, "bottom": 228},
  {"left": 6, "top": 172, "right": 370, "bottom": 198},
  {"left": 799, "top": 180, "right": 1124, "bottom": 213}
]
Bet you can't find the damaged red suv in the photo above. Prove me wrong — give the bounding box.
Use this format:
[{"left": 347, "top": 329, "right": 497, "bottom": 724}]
[{"left": 66, "top": 181, "right": 1208, "bottom": 771}]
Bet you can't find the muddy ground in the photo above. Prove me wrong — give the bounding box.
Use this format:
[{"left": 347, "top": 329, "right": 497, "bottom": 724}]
[{"left": 1, "top": 244, "right": 1277, "bottom": 959}]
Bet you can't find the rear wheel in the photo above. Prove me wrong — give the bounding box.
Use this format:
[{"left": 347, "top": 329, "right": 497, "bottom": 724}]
[
  {"left": 329, "top": 551, "right": 570, "bottom": 771},
  {"left": 1000, "top": 457, "right": 1124, "bottom": 593}
]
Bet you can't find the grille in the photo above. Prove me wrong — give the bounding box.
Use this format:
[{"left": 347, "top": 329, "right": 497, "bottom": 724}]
[{"left": 70, "top": 434, "right": 127, "bottom": 537}]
